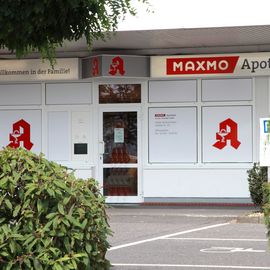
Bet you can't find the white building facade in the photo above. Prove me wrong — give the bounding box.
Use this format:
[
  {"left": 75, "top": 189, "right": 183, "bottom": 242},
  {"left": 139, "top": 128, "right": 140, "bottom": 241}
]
[{"left": 1, "top": 44, "right": 270, "bottom": 204}]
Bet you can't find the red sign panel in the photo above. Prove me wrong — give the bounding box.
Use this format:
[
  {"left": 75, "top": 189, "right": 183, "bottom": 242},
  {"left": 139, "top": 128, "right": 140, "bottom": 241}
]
[{"left": 167, "top": 56, "right": 239, "bottom": 75}]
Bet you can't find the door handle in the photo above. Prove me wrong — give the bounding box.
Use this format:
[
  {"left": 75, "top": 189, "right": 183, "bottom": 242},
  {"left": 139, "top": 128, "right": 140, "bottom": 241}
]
[{"left": 99, "top": 141, "right": 105, "bottom": 155}]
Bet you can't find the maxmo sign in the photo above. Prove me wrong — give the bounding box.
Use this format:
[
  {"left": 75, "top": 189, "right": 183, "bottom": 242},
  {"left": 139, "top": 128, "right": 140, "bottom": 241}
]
[
  {"left": 167, "top": 56, "right": 239, "bottom": 75},
  {"left": 151, "top": 53, "right": 270, "bottom": 77}
]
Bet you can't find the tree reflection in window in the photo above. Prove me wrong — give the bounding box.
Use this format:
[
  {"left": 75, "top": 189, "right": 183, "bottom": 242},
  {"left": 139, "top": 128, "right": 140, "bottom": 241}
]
[{"left": 99, "top": 84, "right": 141, "bottom": 103}]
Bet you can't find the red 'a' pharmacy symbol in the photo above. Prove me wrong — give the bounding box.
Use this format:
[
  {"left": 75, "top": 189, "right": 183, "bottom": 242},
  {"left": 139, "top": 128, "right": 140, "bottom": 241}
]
[
  {"left": 92, "top": 57, "right": 99, "bottom": 76},
  {"left": 8, "top": 119, "right": 33, "bottom": 150},
  {"left": 109, "top": 56, "right": 126, "bottom": 76},
  {"left": 213, "top": 118, "right": 241, "bottom": 150}
]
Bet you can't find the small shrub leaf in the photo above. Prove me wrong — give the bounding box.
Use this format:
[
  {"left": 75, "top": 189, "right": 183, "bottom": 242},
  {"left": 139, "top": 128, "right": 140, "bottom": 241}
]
[
  {"left": 5, "top": 199, "right": 12, "bottom": 210},
  {"left": 86, "top": 243, "right": 92, "bottom": 253},
  {"left": 54, "top": 180, "right": 69, "bottom": 191},
  {"left": 0, "top": 177, "right": 8, "bottom": 188},
  {"left": 34, "top": 258, "right": 43, "bottom": 270},
  {"left": 13, "top": 205, "right": 21, "bottom": 217},
  {"left": 58, "top": 203, "right": 65, "bottom": 215}
]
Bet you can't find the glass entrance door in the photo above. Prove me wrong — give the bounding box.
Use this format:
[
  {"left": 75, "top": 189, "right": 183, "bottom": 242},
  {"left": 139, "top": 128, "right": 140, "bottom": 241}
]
[{"left": 99, "top": 108, "right": 141, "bottom": 203}]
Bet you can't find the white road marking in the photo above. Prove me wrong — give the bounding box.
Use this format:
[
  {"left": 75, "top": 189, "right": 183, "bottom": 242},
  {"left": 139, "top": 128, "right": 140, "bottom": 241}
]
[
  {"left": 200, "top": 247, "right": 265, "bottom": 253},
  {"left": 109, "top": 222, "right": 229, "bottom": 251},
  {"left": 164, "top": 237, "right": 267, "bottom": 242},
  {"left": 112, "top": 263, "right": 270, "bottom": 269}
]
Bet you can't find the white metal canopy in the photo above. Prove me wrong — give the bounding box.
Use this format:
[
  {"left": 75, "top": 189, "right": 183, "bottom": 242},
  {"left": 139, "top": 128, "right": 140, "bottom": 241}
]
[{"left": 1, "top": 25, "right": 270, "bottom": 58}]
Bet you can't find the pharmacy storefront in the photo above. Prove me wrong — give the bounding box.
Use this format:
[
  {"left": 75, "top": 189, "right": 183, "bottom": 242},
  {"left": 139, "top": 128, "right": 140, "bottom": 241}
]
[{"left": 0, "top": 53, "right": 269, "bottom": 204}]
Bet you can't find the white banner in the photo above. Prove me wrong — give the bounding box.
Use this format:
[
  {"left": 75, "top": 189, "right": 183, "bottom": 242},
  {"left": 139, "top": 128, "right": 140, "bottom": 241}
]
[
  {"left": 151, "top": 52, "right": 270, "bottom": 78},
  {"left": 0, "top": 58, "right": 79, "bottom": 81}
]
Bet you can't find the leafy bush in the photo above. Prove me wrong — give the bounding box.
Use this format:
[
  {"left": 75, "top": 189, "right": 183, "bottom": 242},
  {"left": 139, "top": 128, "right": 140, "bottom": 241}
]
[
  {"left": 247, "top": 163, "right": 267, "bottom": 208},
  {"left": 0, "top": 147, "right": 111, "bottom": 270},
  {"left": 263, "top": 183, "right": 270, "bottom": 243}
]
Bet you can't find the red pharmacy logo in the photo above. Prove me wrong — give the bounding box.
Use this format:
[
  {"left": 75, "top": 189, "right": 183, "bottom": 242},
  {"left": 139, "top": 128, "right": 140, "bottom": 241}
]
[
  {"left": 109, "top": 56, "right": 126, "bottom": 76},
  {"left": 213, "top": 118, "right": 241, "bottom": 150},
  {"left": 8, "top": 119, "right": 33, "bottom": 150},
  {"left": 92, "top": 57, "right": 99, "bottom": 76}
]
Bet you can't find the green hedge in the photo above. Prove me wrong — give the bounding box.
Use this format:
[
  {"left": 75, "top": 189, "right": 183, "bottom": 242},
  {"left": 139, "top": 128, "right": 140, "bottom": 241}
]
[
  {"left": 263, "top": 183, "right": 270, "bottom": 242},
  {"left": 0, "top": 147, "right": 111, "bottom": 270},
  {"left": 247, "top": 163, "right": 267, "bottom": 209}
]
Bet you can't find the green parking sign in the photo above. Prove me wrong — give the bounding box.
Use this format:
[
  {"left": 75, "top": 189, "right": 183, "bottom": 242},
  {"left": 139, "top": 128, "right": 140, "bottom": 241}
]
[{"left": 264, "top": 120, "right": 270, "bottom": 133}]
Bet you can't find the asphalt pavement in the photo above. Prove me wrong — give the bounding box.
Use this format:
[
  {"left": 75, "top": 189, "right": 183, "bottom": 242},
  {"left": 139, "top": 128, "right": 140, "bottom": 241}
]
[{"left": 106, "top": 205, "right": 270, "bottom": 270}]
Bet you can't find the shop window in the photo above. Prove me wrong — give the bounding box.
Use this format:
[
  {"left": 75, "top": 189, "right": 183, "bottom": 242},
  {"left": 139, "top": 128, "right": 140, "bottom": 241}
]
[
  {"left": 148, "top": 107, "right": 197, "bottom": 163},
  {"left": 202, "top": 106, "right": 253, "bottom": 163},
  {"left": 46, "top": 83, "right": 92, "bottom": 105},
  {"left": 0, "top": 84, "right": 41, "bottom": 105},
  {"left": 202, "top": 78, "right": 252, "bottom": 102},
  {"left": 99, "top": 84, "right": 141, "bottom": 103},
  {"left": 149, "top": 80, "right": 197, "bottom": 103}
]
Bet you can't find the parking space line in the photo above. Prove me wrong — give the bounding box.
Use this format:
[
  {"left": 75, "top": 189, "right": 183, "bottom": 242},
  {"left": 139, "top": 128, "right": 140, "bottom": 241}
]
[
  {"left": 163, "top": 237, "right": 267, "bottom": 242},
  {"left": 109, "top": 222, "right": 229, "bottom": 251},
  {"left": 112, "top": 263, "right": 270, "bottom": 269}
]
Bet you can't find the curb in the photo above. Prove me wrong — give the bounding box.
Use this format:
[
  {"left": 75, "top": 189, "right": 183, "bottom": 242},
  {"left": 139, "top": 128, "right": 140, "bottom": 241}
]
[
  {"left": 235, "top": 214, "right": 264, "bottom": 224},
  {"left": 142, "top": 202, "right": 255, "bottom": 207}
]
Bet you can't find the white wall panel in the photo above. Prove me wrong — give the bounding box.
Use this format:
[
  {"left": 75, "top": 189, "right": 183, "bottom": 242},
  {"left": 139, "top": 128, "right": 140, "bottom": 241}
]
[
  {"left": 72, "top": 111, "right": 91, "bottom": 161},
  {"left": 149, "top": 80, "right": 197, "bottom": 102},
  {"left": 48, "top": 111, "right": 70, "bottom": 161},
  {"left": 74, "top": 169, "right": 94, "bottom": 180},
  {"left": 149, "top": 107, "right": 197, "bottom": 163},
  {"left": 46, "top": 83, "right": 92, "bottom": 105},
  {"left": 143, "top": 169, "right": 250, "bottom": 198},
  {"left": 202, "top": 78, "right": 252, "bottom": 101},
  {"left": 0, "top": 84, "right": 41, "bottom": 105}
]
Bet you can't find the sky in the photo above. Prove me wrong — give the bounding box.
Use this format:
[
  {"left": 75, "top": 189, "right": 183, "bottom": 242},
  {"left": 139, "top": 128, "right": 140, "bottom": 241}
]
[{"left": 118, "top": 0, "right": 270, "bottom": 30}]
